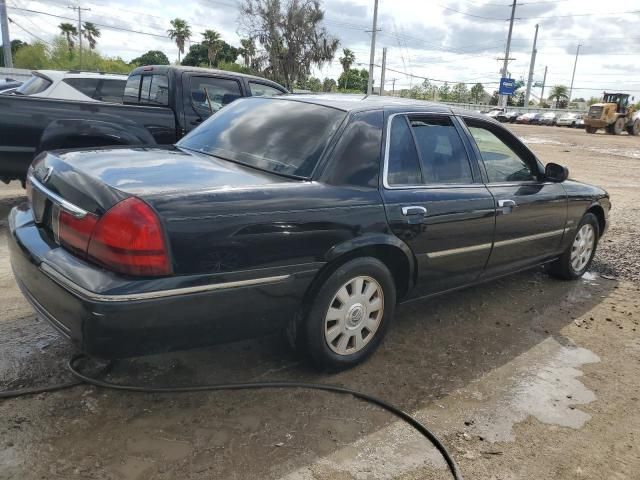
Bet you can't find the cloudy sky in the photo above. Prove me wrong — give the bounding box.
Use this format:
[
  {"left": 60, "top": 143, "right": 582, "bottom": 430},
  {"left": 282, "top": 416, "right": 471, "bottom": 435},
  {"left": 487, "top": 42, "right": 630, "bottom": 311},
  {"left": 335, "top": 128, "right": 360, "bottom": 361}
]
[{"left": 6, "top": 0, "right": 640, "bottom": 99}]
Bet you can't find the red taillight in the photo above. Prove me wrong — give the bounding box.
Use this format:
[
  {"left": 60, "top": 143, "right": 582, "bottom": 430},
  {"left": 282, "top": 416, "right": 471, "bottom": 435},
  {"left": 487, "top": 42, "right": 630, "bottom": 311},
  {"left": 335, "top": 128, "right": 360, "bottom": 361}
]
[
  {"left": 56, "top": 209, "right": 99, "bottom": 255},
  {"left": 86, "top": 198, "right": 171, "bottom": 277}
]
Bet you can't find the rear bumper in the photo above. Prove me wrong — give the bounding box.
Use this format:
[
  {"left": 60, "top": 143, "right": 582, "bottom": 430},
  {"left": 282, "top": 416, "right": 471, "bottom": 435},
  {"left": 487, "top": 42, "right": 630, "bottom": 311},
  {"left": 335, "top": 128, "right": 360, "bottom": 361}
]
[{"left": 9, "top": 205, "right": 320, "bottom": 358}]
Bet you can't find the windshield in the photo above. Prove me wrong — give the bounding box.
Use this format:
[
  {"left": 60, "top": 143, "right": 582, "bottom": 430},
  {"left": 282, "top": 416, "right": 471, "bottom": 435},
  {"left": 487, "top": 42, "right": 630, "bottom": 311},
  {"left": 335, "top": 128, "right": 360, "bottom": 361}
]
[
  {"left": 178, "top": 97, "right": 346, "bottom": 178},
  {"left": 16, "top": 74, "right": 52, "bottom": 95}
]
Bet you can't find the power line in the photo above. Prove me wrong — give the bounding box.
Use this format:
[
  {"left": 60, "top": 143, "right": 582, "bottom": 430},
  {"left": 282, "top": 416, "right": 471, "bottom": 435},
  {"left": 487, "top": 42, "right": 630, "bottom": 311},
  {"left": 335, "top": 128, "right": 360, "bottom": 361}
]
[{"left": 8, "top": 16, "right": 52, "bottom": 45}]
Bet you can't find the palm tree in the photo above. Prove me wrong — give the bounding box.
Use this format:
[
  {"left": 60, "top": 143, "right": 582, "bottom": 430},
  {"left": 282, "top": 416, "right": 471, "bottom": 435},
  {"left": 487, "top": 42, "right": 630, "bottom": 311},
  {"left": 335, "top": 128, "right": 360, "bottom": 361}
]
[
  {"left": 59, "top": 23, "right": 78, "bottom": 52},
  {"left": 239, "top": 38, "right": 255, "bottom": 68},
  {"left": 167, "top": 18, "right": 192, "bottom": 63},
  {"left": 202, "top": 29, "right": 221, "bottom": 68},
  {"left": 339, "top": 48, "right": 355, "bottom": 74},
  {"left": 548, "top": 85, "right": 569, "bottom": 107},
  {"left": 82, "top": 22, "right": 100, "bottom": 50}
]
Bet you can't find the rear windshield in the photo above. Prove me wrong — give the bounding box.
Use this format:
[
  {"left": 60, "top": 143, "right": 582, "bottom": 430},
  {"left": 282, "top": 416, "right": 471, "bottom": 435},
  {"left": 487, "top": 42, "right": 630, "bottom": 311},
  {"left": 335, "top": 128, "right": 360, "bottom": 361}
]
[
  {"left": 178, "top": 98, "right": 346, "bottom": 178},
  {"left": 16, "top": 75, "right": 52, "bottom": 95}
]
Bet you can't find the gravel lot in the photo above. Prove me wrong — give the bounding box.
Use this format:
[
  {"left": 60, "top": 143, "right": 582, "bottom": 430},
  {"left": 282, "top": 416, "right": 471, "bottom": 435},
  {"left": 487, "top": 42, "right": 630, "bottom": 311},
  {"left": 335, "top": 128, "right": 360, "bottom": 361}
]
[{"left": 0, "top": 124, "right": 639, "bottom": 480}]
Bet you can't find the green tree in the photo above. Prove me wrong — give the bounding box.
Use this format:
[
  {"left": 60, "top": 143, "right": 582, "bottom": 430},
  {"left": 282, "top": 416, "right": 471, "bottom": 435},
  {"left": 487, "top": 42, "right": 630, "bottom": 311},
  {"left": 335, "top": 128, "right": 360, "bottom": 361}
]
[
  {"left": 167, "top": 18, "right": 191, "bottom": 62},
  {"left": 299, "top": 76, "right": 322, "bottom": 91},
  {"left": 338, "top": 68, "right": 368, "bottom": 93},
  {"left": 131, "top": 50, "right": 170, "bottom": 66},
  {"left": 202, "top": 29, "right": 222, "bottom": 68},
  {"left": 587, "top": 96, "right": 601, "bottom": 106},
  {"left": 82, "top": 22, "right": 100, "bottom": 50},
  {"left": 470, "top": 83, "right": 485, "bottom": 103},
  {"left": 181, "top": 41, "right": 238, "bottom": 68},
  {"left": 239, "top": 38, "right": 256, "bottom": 68},
  {"left": 58, "top": 23, "right": 78, "bottom": 53},
  {"left": 322, "top": 77, "right": 336, "bottom": 92},
  {"left": 14, "top": 41, "right": 48, "bottom": 69},
  {"left": 338, "top": 48, "right": 356, "bottom": 88},
  {"left": 240, "top": 0, "right": 339, "bottom": 89},
  {"left": 438, "top": 82, "right": 451, "bottom": 101},
  {"left": 548, "top": 85, "right": 569, "bottom": 108},
  {"left": 452, "top": 82, "right": 469, "bottom": 103},
  {"left": 0, "top": 39, "right": 28, "bottom": 66}
]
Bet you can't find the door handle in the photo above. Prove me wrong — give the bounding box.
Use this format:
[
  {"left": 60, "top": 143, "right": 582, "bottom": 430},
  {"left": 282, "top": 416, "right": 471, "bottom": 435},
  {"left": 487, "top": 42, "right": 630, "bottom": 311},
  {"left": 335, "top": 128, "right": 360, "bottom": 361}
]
[
  {"left": 498, "top": 199, "right": 517, "bottom": 215},
  {"left": 401, "top": 206, "right": 427, "bottom": 216}
]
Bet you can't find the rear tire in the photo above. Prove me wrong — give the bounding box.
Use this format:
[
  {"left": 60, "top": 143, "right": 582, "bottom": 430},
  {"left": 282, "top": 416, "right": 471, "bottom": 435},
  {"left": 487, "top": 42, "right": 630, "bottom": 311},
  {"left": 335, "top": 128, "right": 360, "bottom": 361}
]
[
  {"left": 301, "top": 257, "right": 396, "bottom": 371},
  {"left": 549, "top": 213, "right": 599, "bottom": 280}
]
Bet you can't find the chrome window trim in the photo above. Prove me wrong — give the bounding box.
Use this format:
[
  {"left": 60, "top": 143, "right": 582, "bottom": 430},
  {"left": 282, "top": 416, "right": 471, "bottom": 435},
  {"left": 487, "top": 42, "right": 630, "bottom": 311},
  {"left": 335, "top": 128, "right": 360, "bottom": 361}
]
[
  {"left": 40, "top": 263, "right": 290, "bottom": 303},
  {"left": 383, "top": 111, "right": 479, "bottom": 190},
  {"left": 28, "top": 175, "right": 89, "bottom": 219}
]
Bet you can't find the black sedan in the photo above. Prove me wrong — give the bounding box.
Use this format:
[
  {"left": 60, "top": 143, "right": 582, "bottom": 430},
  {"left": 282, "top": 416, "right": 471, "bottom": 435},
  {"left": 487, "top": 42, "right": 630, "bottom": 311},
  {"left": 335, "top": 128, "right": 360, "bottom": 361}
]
[{"left": 9, "top": 95, "right": 610, "bottom": 370}]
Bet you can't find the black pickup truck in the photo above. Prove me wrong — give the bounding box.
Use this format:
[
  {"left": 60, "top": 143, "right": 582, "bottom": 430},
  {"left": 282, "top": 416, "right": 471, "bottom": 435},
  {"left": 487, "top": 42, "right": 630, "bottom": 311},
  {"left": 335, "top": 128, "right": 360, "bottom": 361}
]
[{"left": 0, "top": 65, "right": 287, "bottom": 183}]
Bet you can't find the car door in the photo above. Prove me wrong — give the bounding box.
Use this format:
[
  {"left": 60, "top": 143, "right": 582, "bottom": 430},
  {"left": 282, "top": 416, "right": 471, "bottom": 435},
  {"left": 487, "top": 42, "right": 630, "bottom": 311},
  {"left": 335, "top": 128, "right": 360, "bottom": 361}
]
[
  {"left": 381, "top": 112, "right": 496, "bottom": 298},
  {"left": 460, "top": 116, "right": 568, "bottom": 277},
  {"left": 182, "top": 73, "right": 244, "bottom": 132}
]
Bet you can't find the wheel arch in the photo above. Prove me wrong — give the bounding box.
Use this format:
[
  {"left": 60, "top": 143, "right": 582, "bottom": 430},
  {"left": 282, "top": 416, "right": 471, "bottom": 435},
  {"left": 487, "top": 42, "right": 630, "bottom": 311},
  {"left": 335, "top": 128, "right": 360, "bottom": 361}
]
[{"left": 586, "top": 203, "right": 606, "bottom": 236}]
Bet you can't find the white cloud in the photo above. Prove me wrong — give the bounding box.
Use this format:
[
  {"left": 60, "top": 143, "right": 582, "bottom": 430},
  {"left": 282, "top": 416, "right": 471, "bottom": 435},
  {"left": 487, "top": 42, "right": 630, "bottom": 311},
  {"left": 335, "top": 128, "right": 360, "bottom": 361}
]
[{"left": 6, "top": 0, "right": 640, "bottom": 97}]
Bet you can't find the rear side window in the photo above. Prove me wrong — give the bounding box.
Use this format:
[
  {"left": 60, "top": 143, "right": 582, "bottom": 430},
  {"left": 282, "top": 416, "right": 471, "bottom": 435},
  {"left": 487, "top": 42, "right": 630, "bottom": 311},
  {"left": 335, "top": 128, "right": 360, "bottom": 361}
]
[
  {"left": 96, "top": 79, "right": 125, "bottom": 102},
  {"left": 249, "top": 82, "right": 284, "bottom": 97},
  {"left": 123, "top": 74, "right": 141, "bottom": 103},
  {"left": 16, "top": 75, "right": 52, "bottom": 95},
  {"left": 322, "top": 110, "right": 383, "bottom": 188},
  {"left": 140, "top": 74, "right": 169, "bottom": 105},
  {"left": 190, "top": 77, "right": 242, "bottom": 116},
  {"left": 386, "top": 116, "right": 422, "bottom": 186},
  {"left": 63, "top": 78, "right": 100, "bottom": 98},
  {"left": 409, "top": 116, "right": 473, "bottom": 184}
]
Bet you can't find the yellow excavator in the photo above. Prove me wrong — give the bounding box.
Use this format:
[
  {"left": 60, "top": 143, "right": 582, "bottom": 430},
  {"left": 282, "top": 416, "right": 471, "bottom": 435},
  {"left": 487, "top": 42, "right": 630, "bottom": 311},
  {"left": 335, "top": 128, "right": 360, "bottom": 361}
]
[{"left": 584, "top": 92, "right": 638, "bottom": 135}]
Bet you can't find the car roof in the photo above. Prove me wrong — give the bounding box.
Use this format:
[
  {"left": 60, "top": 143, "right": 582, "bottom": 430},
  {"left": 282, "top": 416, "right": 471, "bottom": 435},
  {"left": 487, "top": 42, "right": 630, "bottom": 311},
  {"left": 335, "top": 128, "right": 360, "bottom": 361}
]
[
  {"left": 34, "top": 70, "right": 127, "bottom": 80},
  {"left": 128, "top": 65, "right": 286, "bottom": 87},
  {"left": 268, "top": 93, "right": 490, "bottom": 119}
]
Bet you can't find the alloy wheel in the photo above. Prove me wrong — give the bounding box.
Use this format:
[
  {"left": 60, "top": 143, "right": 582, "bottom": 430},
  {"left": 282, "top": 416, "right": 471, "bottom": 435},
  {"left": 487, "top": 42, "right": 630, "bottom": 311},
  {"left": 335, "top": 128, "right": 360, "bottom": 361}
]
[{"left": 324, "top": 276, "right": 384, "bottom": 356}]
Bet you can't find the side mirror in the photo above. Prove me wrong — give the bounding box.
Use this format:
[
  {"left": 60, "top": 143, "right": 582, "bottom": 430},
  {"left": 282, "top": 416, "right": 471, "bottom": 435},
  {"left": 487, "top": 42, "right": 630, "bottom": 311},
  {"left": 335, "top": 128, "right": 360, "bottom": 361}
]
[{"left": 545, "top": 162, "right": 569, "bottom": 182}]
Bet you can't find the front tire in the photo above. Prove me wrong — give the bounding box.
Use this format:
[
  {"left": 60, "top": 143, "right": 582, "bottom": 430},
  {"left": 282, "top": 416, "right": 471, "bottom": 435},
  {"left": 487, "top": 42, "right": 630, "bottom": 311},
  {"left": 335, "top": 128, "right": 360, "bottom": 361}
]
[
  {"left": 586, "top": 126, "right": 597, "bottom": 134},
  {"left": 302, "top": 257, "right": 396, "bottom": 371},
  {"left": 549, "top": 213, "right": 599, "bottom": 280},
  {"left": 626, "top": 119, "right": 639, "bottom": 136}
]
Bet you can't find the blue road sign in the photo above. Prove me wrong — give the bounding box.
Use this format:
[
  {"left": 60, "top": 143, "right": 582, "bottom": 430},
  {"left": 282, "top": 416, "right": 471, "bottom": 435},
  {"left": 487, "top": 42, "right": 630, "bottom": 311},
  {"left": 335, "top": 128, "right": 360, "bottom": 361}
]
[{"left": 499, "top": 77, "right": 516, "bottom": 95}]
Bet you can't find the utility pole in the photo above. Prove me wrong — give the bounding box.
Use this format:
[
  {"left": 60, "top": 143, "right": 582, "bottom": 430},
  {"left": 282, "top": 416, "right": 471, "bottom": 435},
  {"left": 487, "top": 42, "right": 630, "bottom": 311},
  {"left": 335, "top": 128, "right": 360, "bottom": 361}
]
[
  {"left": 380, "top": 47, "right": 387, "bottom": 96},
  {"left": 0, "top": 0, "right": 13, "bottom": 68},
  {"left": 569, "top": 44, "right": 581, "bottom": 101},
  {"left": 366, "top": 0, "right": 379, "bottom": 96},
  {"left": 69, "top": 5, "right": 90, "bottom": 69},
  {"left": 500, "top": 0, "right": 518, "bottom": 108},
  {"left": 524, "top": 24, "right": 538, "bottom": 108},
  {"left": 540, "top": 65, "right": 548, "bottom": 105},
  {"left": 391, "top": 78, "right": 396, "bottom": 96}
]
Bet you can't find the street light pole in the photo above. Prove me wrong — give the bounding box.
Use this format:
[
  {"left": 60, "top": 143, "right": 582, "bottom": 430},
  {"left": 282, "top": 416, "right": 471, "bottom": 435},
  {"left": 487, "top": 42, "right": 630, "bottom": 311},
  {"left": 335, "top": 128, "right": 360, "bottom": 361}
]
[
  {"left": 0, "top": 0, "right": 13, "bottom": 68},
  {"left": 524, "top": 24, "right": 538, "bottom": 108}
]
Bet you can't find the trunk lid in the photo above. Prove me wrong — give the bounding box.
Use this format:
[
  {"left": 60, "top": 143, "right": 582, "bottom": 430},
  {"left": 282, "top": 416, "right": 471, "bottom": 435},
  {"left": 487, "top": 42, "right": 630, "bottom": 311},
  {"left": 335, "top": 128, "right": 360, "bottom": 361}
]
[{"left": 30, "top": 145, "right": 293, "bottom": 214}]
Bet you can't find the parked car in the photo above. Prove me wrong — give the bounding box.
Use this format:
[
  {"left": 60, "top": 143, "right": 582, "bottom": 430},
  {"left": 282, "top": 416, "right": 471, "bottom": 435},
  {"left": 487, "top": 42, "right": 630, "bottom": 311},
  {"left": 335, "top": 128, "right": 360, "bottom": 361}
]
[
  {"left": 13, "top": 70, "right": 127, "bottom": 102},
  {"left": 0, "top": 78, "right": 22, "bottom": 94},
  {"left": 0, "top": 65, "right": 287, "bottom": 183},
  {"left": 515, "top": 112, "right": 540, "bottom": 124},
  {"left": 539, "top": 112, "right": 559, "bottom": 126},
  {"left": 497, "top": 111, "right": 520, "bottom": 123},
  {"left": 9, "top": 95, "right": 610, "bottom": 369},
  {"left": 557, "top": 113, "right": 582, "bottom": 127},
  {"left": 485, "top": 109, "right": 503, "bottom": 119},
  {"left": 575, "top": 117, "right": 585, "bottom": 128}
]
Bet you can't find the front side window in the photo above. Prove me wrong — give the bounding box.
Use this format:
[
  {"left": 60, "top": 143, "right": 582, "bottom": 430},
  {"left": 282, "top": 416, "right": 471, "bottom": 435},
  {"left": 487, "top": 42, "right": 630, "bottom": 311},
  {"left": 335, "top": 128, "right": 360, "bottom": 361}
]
[
  {"left": 386, "top": 115, "right": 422, "bottom": 186},
  {"left": 178, "top": 98, "right": 346, "bottom": 178},
  {"left": 409, "top": 116, "right": 473, "bottom": 184},
  {"left": 249, "top": 82, "right": 285, "bottom": 97},
  {"left": 62, "top": 78, "right": 100, "bottom": 98},
  {"left": 16, "top": 75, "right": 52, "bottom": 95},
  {"left": 190, "top": 77, "right": 242, "bottom": 116},
  {"left": 465, "top": 124, "right": 537, "bottom": 183}
]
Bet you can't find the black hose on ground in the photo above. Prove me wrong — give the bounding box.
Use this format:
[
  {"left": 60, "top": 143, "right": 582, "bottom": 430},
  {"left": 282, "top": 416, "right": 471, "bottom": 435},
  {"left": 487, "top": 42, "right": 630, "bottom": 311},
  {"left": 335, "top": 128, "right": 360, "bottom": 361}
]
[{"left": 0, "top": 353, "right": 464, "bottom": 480}]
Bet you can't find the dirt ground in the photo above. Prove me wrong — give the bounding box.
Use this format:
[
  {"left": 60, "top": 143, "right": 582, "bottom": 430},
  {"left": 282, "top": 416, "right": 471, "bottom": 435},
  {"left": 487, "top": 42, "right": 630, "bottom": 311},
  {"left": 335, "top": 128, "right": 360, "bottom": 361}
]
[{"left": 1, "top": 124, "right": 639, "bottom": 480}]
